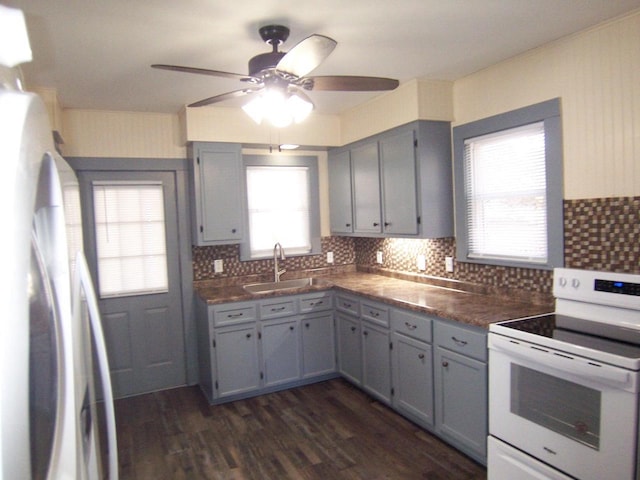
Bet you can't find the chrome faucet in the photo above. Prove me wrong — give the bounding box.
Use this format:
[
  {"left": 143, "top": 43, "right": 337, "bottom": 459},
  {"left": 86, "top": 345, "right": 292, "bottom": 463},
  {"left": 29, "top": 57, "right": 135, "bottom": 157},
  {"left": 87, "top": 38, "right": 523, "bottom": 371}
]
[{"left": 273, "top": 242, "right": 286, "bottom": 282}]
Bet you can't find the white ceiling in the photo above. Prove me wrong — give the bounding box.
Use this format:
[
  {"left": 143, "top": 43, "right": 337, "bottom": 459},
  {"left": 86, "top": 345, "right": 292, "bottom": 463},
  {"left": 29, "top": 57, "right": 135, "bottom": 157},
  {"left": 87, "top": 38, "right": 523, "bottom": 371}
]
[{"left": 6, "top": 0, "right": 640, "bottom": 115}]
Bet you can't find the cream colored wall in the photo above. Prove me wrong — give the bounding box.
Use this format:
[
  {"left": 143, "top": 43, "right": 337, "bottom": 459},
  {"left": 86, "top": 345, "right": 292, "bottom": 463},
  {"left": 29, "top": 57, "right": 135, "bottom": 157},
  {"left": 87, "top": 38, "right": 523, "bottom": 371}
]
[
  {"left": 184, "top": 106, "right": 341, "bottom": 147},
  {"left": 340, "top": 79, "right": 454, "bottom": 144},
  {"left": 61, "top": 109, "right": 186, "bottom": 158},
  {"left": 453, "top": 10, "right": 640, "bottom": 199}
]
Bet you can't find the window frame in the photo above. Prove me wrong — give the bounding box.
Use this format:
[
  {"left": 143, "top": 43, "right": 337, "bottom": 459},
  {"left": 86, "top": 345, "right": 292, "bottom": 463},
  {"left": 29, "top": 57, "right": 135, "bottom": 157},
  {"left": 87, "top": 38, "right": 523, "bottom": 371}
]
[
  {"left": 239, "top": 154, "right": 322, "bottom": 261},
  {"left": 452, "top": 98, "right": 564, "bottom": 270}
]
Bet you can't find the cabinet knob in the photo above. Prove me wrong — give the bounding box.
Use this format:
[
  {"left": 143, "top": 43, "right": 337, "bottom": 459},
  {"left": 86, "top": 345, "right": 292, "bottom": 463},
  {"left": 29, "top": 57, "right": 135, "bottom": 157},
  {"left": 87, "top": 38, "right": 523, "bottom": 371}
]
[
  {"left": 363, "top": 330, "right": 369, "bottom": 337},
  {"left": 232, "top": 228, "right": 237, "bottom": 233},
  {"left": 384, "top": 222, "right": 391, "bottom": 227},
  {"left": 418, "top": 353, "right": 425, "bottom": 360},
  {"left": 442, "top": 361, "right": 449, "bottom": 367},
  {"left": 346, "top": 223, "right": 351, "bottom": 227},
  {"left": 246, "top": 333, "right": 252, "bottom": 338},
  {"left": 305, "top": 323, "right": 310, "bottom": 328},
  {"left": 350, "top": 326, "right": 357, "bottom": 332},
  {"left": 373, "top": 222, "right": 379, "bottom": 227},
  {"left": 289, "top": 325, "right": 295, "bottom": 331}
]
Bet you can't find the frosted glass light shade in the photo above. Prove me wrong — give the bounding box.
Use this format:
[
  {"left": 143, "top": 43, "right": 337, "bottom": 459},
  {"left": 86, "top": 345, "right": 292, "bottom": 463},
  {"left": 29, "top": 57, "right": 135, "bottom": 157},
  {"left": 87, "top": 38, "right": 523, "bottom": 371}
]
[{"left": 242, "top": 89, "right": 313, "bottom": 127}]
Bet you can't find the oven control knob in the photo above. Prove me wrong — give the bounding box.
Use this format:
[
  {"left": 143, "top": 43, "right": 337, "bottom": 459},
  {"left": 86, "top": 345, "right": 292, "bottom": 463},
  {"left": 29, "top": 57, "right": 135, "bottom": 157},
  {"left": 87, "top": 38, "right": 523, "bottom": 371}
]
[
  {"left": 572, "top": 278, "right": 580, "bottom": 288},
  {"left": 559, "top": 277, "right": 567, "bottom": 287}
]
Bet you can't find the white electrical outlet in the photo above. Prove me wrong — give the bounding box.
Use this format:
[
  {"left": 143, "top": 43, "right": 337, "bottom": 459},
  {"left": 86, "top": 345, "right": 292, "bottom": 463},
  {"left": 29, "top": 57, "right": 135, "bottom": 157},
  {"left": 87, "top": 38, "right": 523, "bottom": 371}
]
[
  {"left": 214, "top": 259, "right": 224, "bottom": 273},
  {"left": 327, "top": 251, "right": 334, "bottom": 263},
  {"left": 417, "top": 254, "right": 426, "bottom": 271},
  {"left": 445, "top": 256, "right": 454, "bottom": 273},
  {"left": 376, "top": 251, "right": 383, "bottom": 264}
]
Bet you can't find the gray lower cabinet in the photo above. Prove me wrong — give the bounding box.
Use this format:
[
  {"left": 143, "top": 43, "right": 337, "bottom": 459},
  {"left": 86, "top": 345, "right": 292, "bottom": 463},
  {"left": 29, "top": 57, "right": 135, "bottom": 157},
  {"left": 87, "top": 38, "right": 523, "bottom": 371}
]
[
  {"left": 336, "top": 312, "right": 362, "bottom": 384},
  {"left": 433, "top": 319, "right": 488, "bottom": 464},
  {"left": 390, "top": 307, "right": 435, "bottom": 426},
  {"left": 214, "top": 323, "right": 261, "bottom": 398},
  {"left": 262, "top": 318, "right": 301, "bottom": 387},
  {"left": 196, "top": 291, "right": 336, "bottom": 404},
  {"left": 361, "top": 320, "right": 391, "bottom": 403},
  {"left": 301, "top": 312, "right": 336, "bottom": 378}
]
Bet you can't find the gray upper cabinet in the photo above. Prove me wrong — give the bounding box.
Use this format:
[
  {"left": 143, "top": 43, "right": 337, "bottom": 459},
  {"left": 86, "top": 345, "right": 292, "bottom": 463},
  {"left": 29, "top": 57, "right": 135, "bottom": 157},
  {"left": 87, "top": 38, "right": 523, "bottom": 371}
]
[
  {"left": 189, "top": 142, "right": 244, "bottom": 245},
  {"left": 328, "top": 150, "right": 354, "bottom": 233},
  {"left": 351, "top": 142, "right": 382, "bottom": 234},
  {"left": 379, "top": 129, "right": 419, "bottom": 235},
  {"left": 327, "top": 120, "right": 453, "bottom": 238}
]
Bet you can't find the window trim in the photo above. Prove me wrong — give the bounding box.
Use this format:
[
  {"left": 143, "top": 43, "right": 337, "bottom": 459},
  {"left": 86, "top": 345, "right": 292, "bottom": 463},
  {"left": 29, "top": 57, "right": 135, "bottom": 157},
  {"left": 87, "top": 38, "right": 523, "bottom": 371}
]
[
  {"left": 452, "top": 98, "right": 564, "bottom": 270},
  {"left": 239, "top": 154, "right": 322, "bottom": 261}
]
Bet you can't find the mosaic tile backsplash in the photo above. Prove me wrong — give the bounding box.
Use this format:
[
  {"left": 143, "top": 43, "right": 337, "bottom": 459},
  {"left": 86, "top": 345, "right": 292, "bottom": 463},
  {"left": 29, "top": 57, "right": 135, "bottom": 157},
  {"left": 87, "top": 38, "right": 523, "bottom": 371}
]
[{"left": 193, "top": 196, "right": 639, "bottom": 303}]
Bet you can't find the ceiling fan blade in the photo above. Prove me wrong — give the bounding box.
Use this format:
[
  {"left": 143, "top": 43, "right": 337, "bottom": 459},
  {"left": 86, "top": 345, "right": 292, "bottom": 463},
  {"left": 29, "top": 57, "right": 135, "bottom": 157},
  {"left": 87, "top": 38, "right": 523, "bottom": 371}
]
[
  {"left": 152, "top": 64, "right": 258, "bottom": 82},
  {"left": 303, "top": 75, "right": 399, "bottom": 91},
  {"left": 188, "top": 87, "right": 262, "bottom": 108},
  {"left": 275, "top": 34, "right": 337, "bottom": 78}
]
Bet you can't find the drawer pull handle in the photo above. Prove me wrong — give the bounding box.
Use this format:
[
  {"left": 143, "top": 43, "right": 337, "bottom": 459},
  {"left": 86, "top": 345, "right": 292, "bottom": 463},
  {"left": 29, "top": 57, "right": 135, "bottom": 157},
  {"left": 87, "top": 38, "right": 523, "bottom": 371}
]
[
  {"left": 452, "top": 336, "right": 468, "bottom": 346},
  {"left": 271, "top": 306, "right": 286, "bottom": 312},
  {"left": 442, "top": 361, "right": 449, "bottom": 367},
  {"left": 309, "top": 301, "right": 323, "bottom": 306},
  {"left": 369, "top": 311, "right": 379, "bottom": 317},
  {"left": 418, "top": 353, "right": 425, "bottom": 360},
  {"left": 405, "top": 322, "right": 417, "bottom": 330},
  {"left": 343, "top": 303, "right": 352, "bottom": 308},
  {"left": 229, "top": 313, "right": 244, "bottom": 318}
]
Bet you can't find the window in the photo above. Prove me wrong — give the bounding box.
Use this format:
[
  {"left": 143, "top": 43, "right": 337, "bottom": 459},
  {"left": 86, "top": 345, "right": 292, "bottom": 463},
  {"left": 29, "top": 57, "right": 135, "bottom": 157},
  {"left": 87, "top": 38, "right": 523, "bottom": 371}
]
[
  {"left": 240, "top": 155, "right": 321, "bottom": 260},
  {"left": 453, "top": 99, "right": 563, "bottom": 269},
  {"left": 92, "top": 181, "right": 169, "bottom": 297}
]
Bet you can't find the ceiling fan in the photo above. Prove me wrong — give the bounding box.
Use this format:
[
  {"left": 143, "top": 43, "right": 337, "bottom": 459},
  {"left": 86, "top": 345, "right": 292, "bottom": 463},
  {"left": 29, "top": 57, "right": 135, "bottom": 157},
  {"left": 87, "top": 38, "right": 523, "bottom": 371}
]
[{"left": 152, "top": 25, "right": 399, "bottom": 125}]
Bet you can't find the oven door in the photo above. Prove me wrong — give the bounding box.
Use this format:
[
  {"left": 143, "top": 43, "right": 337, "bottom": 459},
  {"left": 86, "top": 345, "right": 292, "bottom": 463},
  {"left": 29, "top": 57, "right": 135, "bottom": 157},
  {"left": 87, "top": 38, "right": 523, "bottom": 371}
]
[{"left": 488, "top": 333, "right": 639, "bottom": 480}]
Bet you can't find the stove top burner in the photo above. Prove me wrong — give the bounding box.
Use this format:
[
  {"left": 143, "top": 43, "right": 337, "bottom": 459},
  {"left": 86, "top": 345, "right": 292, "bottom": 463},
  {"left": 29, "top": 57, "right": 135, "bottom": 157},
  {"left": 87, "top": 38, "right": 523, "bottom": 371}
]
[{"left": 500, "top": 314, "right": 640, "bottom": 360}]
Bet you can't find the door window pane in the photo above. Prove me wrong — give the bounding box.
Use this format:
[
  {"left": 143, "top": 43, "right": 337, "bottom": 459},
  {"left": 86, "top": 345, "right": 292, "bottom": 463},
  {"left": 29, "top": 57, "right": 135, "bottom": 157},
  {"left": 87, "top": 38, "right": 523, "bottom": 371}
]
[
  {"left": 511, "top": 364, "right": 601, "bottom": 449},
  {"left": 92, "top": 182, "right": 168, "bottom": 298}
]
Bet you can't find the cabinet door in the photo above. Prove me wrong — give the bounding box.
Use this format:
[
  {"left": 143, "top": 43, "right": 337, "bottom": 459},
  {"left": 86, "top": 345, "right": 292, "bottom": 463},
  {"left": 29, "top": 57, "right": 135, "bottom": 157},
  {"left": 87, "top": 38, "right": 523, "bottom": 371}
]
[
  {"left": 362, "top": 321, "right": 391, "bottom": 404},
  {"left": 379, "top": 129, "right": 419, "bottom": 235},
  {"left": 351, "top": 142, "right": 382, "bottom": 233},
  {"left": 214, "top": 324, "right": 260, "bottom": 398},
  {"left": 328, "top": 150, "right": 354, "bottom": 233},
  {"left": 301, "top": 312, "right": 335, "bottom": 378},
  {"left": 336, "top": 313, "right": 362, "bottom": 385},
  {"left": 262, "top": 319, "right": 301, "bottom": 387},
  {"left": 391, "top": 332, "right": 434, "bottom": 426},
  {"left": 434, "top": 346, "right": 487, "bottom": 461},
  {"left": 192, "top": 142, "right": 243, "bottom": 245}
]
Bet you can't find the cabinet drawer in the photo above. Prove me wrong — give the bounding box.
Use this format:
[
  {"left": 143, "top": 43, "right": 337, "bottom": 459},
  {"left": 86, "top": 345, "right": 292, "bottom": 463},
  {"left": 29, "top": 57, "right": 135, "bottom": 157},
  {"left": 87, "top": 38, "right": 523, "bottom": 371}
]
[
  {"left": 259, "top": 298, "right": 297, "bottom": 319},
  {"left": 335, "top": 294, "right": 360, "bottom": 316},
  {"left": 361, "top": 300, "right": 389, "bottom": 327},
  {"left": 299, "top": 292, "right": 333, "bottom": 313},
  {"left": 391, "top": 309, "right": 432, "bottom": 343},
  {"left": 211, "top": 301, "right": 257, "bottom": 327},
  {"left": 434, "top": 321, "right": 487, "bottom": 362}
]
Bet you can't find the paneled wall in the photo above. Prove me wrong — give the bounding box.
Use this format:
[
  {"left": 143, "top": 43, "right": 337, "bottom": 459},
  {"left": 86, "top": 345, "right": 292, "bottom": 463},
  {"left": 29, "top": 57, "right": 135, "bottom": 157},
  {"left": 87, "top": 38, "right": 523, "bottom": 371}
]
[{"left": 453, "top": 10, "right": 640, "bottom": 199}]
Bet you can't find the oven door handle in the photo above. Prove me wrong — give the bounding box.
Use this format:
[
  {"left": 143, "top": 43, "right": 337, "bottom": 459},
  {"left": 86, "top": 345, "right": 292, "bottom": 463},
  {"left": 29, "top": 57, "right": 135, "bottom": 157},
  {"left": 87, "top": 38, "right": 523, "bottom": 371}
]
[{"left": 490, "top": 334, "right": 636, "bottom": 391}]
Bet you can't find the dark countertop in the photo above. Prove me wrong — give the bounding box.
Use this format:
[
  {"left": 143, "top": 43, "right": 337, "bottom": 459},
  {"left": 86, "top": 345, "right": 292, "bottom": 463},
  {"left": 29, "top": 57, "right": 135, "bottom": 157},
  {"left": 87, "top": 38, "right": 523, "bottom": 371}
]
[{"left": 194, "top": 272, "right": 553, "bottom": 329}]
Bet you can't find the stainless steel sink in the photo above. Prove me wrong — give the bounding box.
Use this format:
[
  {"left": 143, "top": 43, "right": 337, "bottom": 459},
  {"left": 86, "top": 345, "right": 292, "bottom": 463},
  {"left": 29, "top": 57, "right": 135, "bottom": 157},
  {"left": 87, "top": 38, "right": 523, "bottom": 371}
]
[{"left": 243, "top": 277, "right": 327, "bottom": 294}]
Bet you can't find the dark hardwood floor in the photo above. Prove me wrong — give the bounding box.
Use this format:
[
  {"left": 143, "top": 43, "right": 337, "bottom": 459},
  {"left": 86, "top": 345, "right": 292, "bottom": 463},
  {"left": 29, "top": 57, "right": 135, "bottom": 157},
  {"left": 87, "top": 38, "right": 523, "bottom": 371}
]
[{"left": 115, "top": 378, "right": 487, "bottom": 479}]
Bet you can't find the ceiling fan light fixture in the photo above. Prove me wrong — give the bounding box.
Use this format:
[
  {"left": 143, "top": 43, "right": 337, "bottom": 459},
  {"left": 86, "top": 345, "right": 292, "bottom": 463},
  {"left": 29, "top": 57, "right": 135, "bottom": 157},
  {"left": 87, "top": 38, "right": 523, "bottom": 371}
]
[{"left": 242, "top": 89, "right": 313, "bottom": 128}]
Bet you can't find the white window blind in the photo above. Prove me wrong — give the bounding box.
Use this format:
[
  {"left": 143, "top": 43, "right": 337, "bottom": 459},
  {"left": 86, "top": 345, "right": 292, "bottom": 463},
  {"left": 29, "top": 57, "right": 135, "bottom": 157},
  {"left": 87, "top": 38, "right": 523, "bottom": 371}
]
[
  {"left": 92, "top": 182, "right": 168, "bottom": 298},
  {"left": 246, "top": 166, "right": 311, "bottom": 258},
  {"left": 463, "top": 122, "right": 547, "bottom": 264}
]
